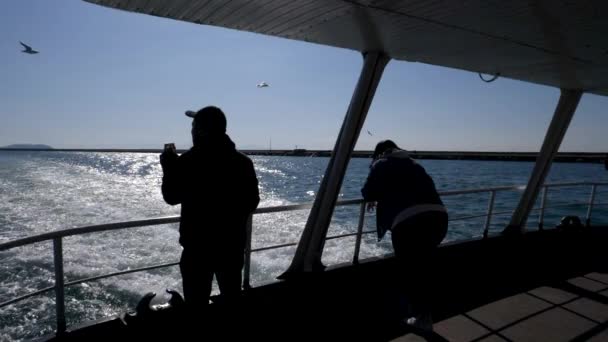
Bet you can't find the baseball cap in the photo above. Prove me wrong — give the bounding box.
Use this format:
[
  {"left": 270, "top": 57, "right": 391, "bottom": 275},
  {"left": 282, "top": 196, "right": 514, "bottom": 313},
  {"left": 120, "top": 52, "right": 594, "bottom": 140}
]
[{"left": 185, "top": 106, "right": 227, "bottom": 133}]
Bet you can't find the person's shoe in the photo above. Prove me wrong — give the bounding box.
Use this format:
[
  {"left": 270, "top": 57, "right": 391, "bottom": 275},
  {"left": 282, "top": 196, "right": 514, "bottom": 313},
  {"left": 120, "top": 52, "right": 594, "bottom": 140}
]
[{"left": 405, "top": 314, "right": 434, "bottom": 332}]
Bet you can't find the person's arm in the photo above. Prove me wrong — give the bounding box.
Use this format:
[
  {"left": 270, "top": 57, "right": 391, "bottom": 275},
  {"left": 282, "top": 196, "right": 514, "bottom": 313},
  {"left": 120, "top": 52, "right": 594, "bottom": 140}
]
[
  {"left": 160, "top": 152, "right": 182, "bottom": 205},
  {"left": 361, "top": 160, "right": 384, "bottom": 202},
  {"left": 244, "top": 158, "right": 260, "bottom": 212}
]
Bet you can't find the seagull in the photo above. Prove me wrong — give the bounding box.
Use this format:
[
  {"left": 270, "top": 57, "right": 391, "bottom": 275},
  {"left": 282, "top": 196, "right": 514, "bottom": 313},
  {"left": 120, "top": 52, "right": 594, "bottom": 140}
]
[
  {"left": 20, "top": 42, "right": 39, "bottom": 54},
  {"left": 367, "top": 130, "right": 373, "bottom": 136},
  {"left": 257, "top": 81, "right": 269, "bottom": 88}
]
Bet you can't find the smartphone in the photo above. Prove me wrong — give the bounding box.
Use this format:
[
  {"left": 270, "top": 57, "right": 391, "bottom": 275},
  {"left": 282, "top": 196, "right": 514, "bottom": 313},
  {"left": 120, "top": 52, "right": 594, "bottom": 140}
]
[{"left": 164, "top": 143, "right": 176, "bottom": 154}]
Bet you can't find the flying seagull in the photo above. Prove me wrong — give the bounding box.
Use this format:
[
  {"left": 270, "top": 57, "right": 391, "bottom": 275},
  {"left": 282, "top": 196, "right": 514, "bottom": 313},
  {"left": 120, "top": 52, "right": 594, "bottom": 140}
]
[
  {"left": 257, "top": 81, "right": 269, "bottom": 88},
  {"left": 20, "top": 41, "right": 39, "bottom": 54}
]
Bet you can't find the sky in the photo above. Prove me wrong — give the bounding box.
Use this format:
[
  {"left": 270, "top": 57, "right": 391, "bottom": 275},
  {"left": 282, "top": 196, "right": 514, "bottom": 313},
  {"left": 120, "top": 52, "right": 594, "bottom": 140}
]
[{"left": 1, "top": 0, "right": 607, "bottom": 152}]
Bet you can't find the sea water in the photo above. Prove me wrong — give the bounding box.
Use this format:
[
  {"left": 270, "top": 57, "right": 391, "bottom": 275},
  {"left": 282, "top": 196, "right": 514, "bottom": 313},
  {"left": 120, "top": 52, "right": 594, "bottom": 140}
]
[{"left": 1, "top": 151, "right": 607, "bottom": 340}]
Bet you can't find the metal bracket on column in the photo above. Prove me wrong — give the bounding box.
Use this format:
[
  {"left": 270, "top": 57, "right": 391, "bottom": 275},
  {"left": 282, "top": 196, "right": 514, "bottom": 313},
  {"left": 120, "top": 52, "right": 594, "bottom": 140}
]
[
  {"left": 504, "top": 89, "right": 583, "bottom": 234},
  {"left": 280, "top": 52, "right": 390, "bottom": 277}
]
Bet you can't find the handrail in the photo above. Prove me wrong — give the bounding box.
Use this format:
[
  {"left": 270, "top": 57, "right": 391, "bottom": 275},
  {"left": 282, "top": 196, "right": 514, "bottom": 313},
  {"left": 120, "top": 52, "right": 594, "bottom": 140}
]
[
  {"left": 0, "top": 202, "right": 357, "bottom": 252},
  {"left": 3, "top": 181, "right": 605, "bottom": 252},
  {"left": 0, "top": 286, "right": 55, "bottom": 309},
  {"left": 0, "top": 217, "right": 181, "bottom": 251},
  {"left": 0, "top": 181, "right": 606, "bottom": 336},
  {"left": 64, "top": 261, "right": 181, "bottom": 288}
]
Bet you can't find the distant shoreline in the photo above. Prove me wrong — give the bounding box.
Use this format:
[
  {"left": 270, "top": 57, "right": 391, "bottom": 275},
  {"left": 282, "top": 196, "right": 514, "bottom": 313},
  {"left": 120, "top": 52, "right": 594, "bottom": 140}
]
[{"left": 1, "top": 148, "right": 606, "bottom": 163}]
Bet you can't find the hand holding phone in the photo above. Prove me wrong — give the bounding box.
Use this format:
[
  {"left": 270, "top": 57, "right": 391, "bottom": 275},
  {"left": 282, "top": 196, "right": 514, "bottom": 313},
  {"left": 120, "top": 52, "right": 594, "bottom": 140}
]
[
  {"left": 164, "top": 143, "right": 176, "bottom": 154},
  {"left": 160, "top": 143, "right": 177, "bottom": 167}
]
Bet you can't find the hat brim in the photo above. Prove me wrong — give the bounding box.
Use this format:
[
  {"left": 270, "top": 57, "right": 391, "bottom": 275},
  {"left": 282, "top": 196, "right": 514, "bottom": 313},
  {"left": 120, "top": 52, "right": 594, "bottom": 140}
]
[{"left": 185, "top": 110, "right": 196, "bottom": 118}]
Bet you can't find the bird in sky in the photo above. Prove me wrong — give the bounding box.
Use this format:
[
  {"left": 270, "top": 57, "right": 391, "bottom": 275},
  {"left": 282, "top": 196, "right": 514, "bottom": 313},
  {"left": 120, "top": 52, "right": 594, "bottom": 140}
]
[
  {"left": 257, "top": 81, "right": 269, "bottom": 88},
  {"left": 367, "top": 130, "right": 373, "bottom": 136},
  {"left": 20, "top": 42, "right": 39, "bottom": 54}
]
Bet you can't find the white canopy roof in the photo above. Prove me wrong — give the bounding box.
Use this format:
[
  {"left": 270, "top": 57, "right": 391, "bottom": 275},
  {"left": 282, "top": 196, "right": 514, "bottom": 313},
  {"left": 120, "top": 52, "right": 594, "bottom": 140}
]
[{"left": 84, "top": 0, "right": 608, "bottom": 96}]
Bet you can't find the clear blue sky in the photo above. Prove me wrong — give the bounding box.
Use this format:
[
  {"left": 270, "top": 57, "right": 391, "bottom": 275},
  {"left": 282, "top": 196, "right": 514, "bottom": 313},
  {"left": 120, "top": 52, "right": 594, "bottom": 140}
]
[{"left": 2, "top": 0, "right": 606, "bottom": 152}]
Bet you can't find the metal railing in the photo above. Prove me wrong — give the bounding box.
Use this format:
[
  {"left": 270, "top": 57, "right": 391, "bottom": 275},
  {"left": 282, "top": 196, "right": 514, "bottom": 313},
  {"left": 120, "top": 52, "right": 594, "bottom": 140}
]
[{"left": 0, "top": 181, "right": 606, "bottom": 335}]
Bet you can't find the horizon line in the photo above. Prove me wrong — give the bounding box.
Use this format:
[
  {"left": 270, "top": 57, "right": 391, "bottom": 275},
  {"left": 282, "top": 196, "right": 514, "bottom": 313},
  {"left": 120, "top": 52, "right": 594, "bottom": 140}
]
[{"left": 1, "top": 147, "right": 606, "bottom": 155}]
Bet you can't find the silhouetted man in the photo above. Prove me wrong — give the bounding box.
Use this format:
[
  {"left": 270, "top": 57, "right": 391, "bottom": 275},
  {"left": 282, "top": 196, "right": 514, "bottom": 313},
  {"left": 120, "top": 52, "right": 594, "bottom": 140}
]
[
  {"left": 160, "top": 106, "right": 259, "bottom": 311},
  {"left": 362, "top": 140, "right": 447, "bottom": 332}
]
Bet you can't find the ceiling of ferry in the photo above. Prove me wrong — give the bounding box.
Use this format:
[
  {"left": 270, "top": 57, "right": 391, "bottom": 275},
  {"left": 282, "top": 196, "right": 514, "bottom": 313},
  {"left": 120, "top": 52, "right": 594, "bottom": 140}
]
[{"left": 84, "top": 0, "right": 608, "bottom": 96}]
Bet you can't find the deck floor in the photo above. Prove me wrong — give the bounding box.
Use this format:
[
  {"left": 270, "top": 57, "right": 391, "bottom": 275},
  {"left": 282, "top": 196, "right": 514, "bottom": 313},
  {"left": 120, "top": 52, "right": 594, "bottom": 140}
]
[
  {"left": 49, "top": 227, "right": 608, "bottom": 342},
  {"left": 394, "top": 272, "right": 608, "bottom": 342}
]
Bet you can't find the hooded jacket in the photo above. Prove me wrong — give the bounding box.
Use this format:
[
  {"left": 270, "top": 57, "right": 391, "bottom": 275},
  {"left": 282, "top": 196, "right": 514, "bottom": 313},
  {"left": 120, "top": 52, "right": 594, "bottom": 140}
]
[{"left": 361, "top": 149, "right": 444, "bottom": 240}]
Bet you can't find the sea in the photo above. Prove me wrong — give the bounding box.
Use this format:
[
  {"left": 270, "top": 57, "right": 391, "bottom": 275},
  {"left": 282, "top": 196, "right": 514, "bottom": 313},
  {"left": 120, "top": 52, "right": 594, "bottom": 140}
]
[{"left": 1, "top": 151, "right": 607, "bottom": 341}]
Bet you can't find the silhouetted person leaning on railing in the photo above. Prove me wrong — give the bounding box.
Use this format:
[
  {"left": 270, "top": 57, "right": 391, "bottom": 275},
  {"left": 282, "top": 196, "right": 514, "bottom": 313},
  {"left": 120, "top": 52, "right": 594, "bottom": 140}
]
[
  {"left": 160, "top": 106, "right": 260, "bottom": 319},
  {"left": 361, "top": 140, "right": 447, "bottom": 332}
]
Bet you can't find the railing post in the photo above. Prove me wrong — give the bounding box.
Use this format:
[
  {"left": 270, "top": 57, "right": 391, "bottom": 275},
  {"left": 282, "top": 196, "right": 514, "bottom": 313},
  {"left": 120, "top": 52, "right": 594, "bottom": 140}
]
[
  {"left": 538, "top": 186, "right": 548, "bottom": 230},
  {"left": 353, "top": 202, "right": 366, "bottom": 264},
  {"left": 243, "top": 214, "right": 253, "bottom": 290},
  {"left": 483, "top": 191, "right": 496, "bottom": 238},
  {"left": 53, "top": 238, "right": 66, "bottom": 335},
  {"left": 586, "top": 185, "right": 597, "bottom": 227}
]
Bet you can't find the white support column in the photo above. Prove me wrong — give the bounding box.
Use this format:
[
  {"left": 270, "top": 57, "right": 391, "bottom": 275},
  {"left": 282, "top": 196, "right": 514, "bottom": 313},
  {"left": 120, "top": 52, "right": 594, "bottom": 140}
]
[
  {"left": 281, "top": 52, "right": 389, "bottom": 276},
  {"left": 505, "top": 89, "right": 583, "bottom": 233}
]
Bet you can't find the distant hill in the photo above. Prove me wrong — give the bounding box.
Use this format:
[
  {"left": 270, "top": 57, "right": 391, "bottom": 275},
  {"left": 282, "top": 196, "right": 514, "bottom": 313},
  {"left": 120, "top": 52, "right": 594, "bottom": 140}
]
[{"left": 1, "top": 144, "right": 54, "bottom": 150}]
